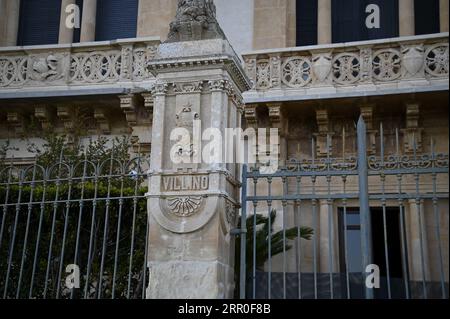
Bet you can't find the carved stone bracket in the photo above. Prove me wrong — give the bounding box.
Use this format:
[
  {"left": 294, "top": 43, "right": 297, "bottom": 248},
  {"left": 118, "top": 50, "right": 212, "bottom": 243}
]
[
  {"left": 314, "top": 109, "right": 334, "bottom": 157},
  {"left": 56, "top": 105, "right": 75, "bottom": 132},
  {"left": 360, "top": 104, "right": 377, "bottom": 155},
  {"left": 7, "top": 112, "right": 25, "bottom": 135},
  {"left": 402, "top": 103, "right": 423, "bottom": 153},
  {"left": 94, "top": 107, "right": 111, "bottom": 135},
  {"left": 244, "top": 104, "right": 258, "bottom": 130},
  {"left": 35, "top": 106, "right": 55, "bottom": 131},
  {"left": 119, "top": 94, "right": 139, "bottom": 127}
]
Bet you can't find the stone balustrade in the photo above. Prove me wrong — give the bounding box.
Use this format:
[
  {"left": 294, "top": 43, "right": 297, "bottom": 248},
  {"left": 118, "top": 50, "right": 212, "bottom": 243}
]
[
  {"left": 242, "top": 33, "right": 449, "bottom": 102},
  {"left": 0, "top": 37, "right": 160, "bottom": 92}
]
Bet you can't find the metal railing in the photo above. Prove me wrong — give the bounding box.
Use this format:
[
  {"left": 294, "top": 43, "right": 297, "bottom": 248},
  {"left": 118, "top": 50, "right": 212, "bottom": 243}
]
[
  {"left": 0, "top": 153, "right": 150, "bottom": 299},
  {"left": 239, "top": 117, "right": 449, "bottom": 299}
]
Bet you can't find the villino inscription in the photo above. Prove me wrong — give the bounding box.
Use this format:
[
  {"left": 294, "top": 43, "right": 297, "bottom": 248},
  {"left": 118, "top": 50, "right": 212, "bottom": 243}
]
[{"left": 162, "top": 175, "right": 209, "bottom": 191}]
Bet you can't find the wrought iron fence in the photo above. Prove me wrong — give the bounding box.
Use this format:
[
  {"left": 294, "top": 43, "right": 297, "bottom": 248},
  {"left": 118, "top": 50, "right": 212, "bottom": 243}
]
[
  {"left": 239, "top": 117, "right": 449, "bottom": 299},
  {"left": 0, "top": 152, "right": 150, "bottom": 299}
]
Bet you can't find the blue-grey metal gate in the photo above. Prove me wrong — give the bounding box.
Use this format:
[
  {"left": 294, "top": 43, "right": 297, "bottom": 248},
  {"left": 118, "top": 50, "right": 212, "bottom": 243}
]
[{"left": 239, "top": 117, "right": 449, "bottom": 299}]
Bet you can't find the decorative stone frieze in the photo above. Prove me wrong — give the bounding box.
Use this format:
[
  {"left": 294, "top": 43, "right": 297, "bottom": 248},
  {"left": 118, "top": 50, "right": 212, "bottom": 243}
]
[
  {"left": 0, "top": 38, "right": 160, "bottom": 89},
  {"left": 242, "top": 34, "right": 448, "bottom": 95}
]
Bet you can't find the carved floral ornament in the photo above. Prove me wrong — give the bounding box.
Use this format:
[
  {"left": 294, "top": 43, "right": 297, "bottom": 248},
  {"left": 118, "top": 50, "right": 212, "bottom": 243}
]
[{"left": 244, "top": 40, "right": 449, "bottom": 91}]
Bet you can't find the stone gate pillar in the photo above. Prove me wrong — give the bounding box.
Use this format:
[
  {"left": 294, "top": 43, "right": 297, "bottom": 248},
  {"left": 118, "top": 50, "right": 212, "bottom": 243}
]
[{"left": 145, "top": 2, "right": 250, "bottom": 298}]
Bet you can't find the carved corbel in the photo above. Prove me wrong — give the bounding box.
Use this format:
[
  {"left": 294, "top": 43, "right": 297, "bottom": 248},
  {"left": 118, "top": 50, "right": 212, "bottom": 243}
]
[
  {"left": 402, "top": 103, "right": 423, "bottom": 154},
  {"left": 244, "top": 104, "right": 258, "bottom": 130},
  {"left": 7, "top": 112, "right": 25, "bottom": 135},
  {"left": 141, "top": 92, "right": 154, "bottom": 125},
  {"left": 119, "top": 94, "right": 139, "bottom": 127},
  {"left": 35, "top": 106, "right": 55, "bottom": 131},
  {"left": 94, "top": 107, "right": 111, "bottom": 135},
  {"left": 57, "top": 105, "right": 75, "bottom": 132},
  {"left": 360, "top": 104, "right": 377, "bottom": 155},
  {"left": 314, "top": 109, "right": 334, "bottom": 157}
]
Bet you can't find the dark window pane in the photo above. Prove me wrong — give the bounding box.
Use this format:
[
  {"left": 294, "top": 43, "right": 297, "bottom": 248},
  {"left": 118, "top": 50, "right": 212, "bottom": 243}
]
[
  {"left": 346, "top": 213, "right": 361, "bottom": 226},
  {"left": 347, "top": 229, "right": 363, "bottom": 273},
  {"left": 415, "top": 0, "right": 440, "bottom": 35},
  {"left": 73, "top": 0, "right": 84, "bottom": 43},
  {"left": 296, "top": 0, "right": 318, "bottom": 46},
  {"left": 332, "top": 0, "right": 399, "bottom": 43},
  {"left": 95, "top": 0, "right": 138, "bottom": 41},
  {"left": 17, "top": 0, "right": 62, "bottom": 46}
]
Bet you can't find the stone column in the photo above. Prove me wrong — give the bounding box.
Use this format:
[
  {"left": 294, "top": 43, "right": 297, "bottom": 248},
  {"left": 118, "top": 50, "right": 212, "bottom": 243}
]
[
  {"left": 440, "top": 0, "right": 449, "bottom": 33},
  {"left": 399, "top": 0, "right": 415, "bottom": 37},
  {"left": 59, "top": 0, "right": 76, "bottom": 44},
  {"left": 146, "top": 39, "right": 250, "bottom": 299},
  {"left": 0, "top": 0, "right": 20, "bottom": 47},
  {"left": 406, "top": 199, "right": 431, "bottom": 282},
  {"left": 319, "top": 199, "right": 337, "bottom": 273},
  {"left": 80, "top": 0, "right": 97, "bottom": 42},
  {"left": 317, "top": 0, "right": 332, "bottom": 44}
]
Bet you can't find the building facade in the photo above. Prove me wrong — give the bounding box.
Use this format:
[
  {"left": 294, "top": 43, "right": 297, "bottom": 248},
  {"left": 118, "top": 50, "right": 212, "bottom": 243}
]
[{"left": 0, "top": 0, "right": 448, "bottom": 299}]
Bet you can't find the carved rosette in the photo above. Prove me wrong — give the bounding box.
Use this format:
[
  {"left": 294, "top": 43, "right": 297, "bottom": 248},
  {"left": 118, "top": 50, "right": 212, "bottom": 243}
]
[
  {"left": 282, "top": 56, "right": 312, "bottom": 88},
  {"left": 332, "top": 53, "right": 361, "bottom": 85},
  {"left": 372, "top": 49, "right": 402, "bottom": 82},
  {"left": 425, "top": 43, "right": 449, "bottom": 77}
]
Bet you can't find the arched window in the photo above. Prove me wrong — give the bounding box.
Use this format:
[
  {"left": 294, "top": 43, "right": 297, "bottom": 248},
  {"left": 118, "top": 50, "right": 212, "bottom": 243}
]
[
  {"left": 17, "top": 0, "right": 62, "bottom": 46},
  {"left": 415, "top": 0, "right": 440, "bottom": 35},
  {"left": 95, "top": 0, "right": 139, "bottom": 41}
]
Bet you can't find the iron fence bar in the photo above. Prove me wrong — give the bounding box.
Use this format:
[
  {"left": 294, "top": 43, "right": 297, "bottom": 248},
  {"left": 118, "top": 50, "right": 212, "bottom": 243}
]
[
  {"left": 357, "top": 116, "right": 373, "bottom": 300},
  {"left": 16, "top": 162, "right": 38, "bottom": 298},
  {"left": 29, "top": 168, "right": 47, "bottom": 298},
  {"left": 70, "top": 154, "right": 88, "bottom": 300},
  {"left": 326, "top": 134, "right": 334, "bottom": 299},
  {"left": 142, "top": 212, "right": 150, "bottom": 299},
  {"left": 252, "top": 176, "right": 257, "bottom": 299},
  {"left": 342, "top": 175, "right": 350, "bottom": 299},
  {"left": 97, "top": 148, "right": 115, "bottom": 299},
  {"left": 56, "top": 163, "right": 74, "bottom": 299},
  {"left": 83, "top": 160, "right": 100, "bottom": 299},
  {"left": 413, "top": 135, "right": 428, "bottom": 299},
  {"left": 43, "top": 150, "right": 64, "bottom": 298},
  {"left": 0, "top": 159, "right": 13, "bottom": 255},
  {"left": 396, "top": 129, "right": 411, "bottom": 299},
  {"left": 311, "top": 137, "right": 318, "bottom": 299},
  {"left": 3, "top": 169, "right": 23, "bottom": 298},
  {"left": 281, "top": 176, "right": 287, "bottom": 300},
  {"left": 380, "top": 124, "right": 392, "bottom": 299},
  {"left": 111, "top": 170, "right": 126, "bottom": 299},
  {"left": 431, "top": 139, "right": 447, "bottom": 299},
  {"left": 295, "top": 176, "right": 302, "bottom": 299},
  {"left": 266, "top": 177, "right": 273, "bottom": 300},
  {"left": 239, "top": 164, "right": 248, "bottom": 300},
  {"left": 126, "top": 153, "right": 142, "bottom": 299}
]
